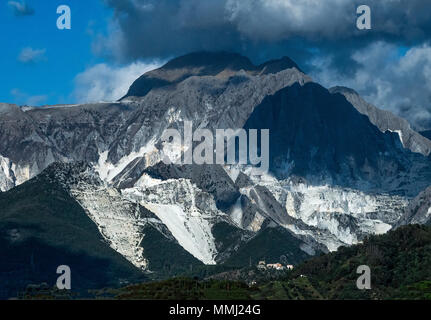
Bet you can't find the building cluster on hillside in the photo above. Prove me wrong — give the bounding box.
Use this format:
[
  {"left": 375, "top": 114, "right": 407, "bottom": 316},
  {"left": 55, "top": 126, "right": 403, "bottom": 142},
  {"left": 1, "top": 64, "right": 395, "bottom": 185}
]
[{"left": 257, "top": 261, "right": 294, "bottom": 271}]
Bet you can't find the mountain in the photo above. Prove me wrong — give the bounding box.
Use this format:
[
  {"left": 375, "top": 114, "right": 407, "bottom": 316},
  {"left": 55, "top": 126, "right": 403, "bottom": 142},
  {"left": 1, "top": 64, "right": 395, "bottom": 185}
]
[
  {"left": 245, "top": 82, "right": 431, "bottom": 194},
  {"left": 0, "top": 52, "right": 311, "bottom": 192},
  {"left": 1, "top": 51, "right": 431, "bottom": 296}
]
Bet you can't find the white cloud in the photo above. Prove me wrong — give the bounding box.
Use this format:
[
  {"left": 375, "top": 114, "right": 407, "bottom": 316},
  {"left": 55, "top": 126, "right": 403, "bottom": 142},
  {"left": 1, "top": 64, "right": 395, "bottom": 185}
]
[
  {"left": 8, "top": 1, "right": 34, "bottom": 16},
  {"left": 18, "top": 47, "right": 46, "bottom": 63},
  {"left": 72, "top": 61, "right": 161, "bottom": 103}
]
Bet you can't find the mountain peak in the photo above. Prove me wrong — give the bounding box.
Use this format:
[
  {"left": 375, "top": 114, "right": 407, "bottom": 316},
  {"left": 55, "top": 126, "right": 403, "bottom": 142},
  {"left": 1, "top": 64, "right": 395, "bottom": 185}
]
[
  {"left": 123, "top": 51, "right": 301, "bottom": 99},
  {"left": 162, "top": 51, "right": 255, "bottom": 72},
  {"left": 257, "top": 56, "right": 302, "bottom": 74},
  {"left": 329, "top": 86, "right": 359, "bottom": 96}
]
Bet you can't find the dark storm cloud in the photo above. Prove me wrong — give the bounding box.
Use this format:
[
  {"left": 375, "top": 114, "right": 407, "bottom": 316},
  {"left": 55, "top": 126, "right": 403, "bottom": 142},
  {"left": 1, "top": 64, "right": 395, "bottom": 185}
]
[
  {"left": 97, "top": 0, "right": 238, "bottom": 62},
  {"left": 97, "top": 0, "right": 431, "bottom": 64}
]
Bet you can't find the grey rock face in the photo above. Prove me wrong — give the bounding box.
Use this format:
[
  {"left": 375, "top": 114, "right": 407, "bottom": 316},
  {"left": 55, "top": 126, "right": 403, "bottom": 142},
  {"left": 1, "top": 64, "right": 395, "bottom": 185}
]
[{"left": 0, "top": 103, "right": 63, "bottom": 187}]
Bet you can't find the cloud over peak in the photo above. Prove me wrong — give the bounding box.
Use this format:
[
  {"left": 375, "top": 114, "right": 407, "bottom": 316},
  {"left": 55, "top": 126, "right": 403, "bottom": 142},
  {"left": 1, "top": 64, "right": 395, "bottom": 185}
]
[{"left": 72, "top": 61, "right": 161, "bottom": 103}]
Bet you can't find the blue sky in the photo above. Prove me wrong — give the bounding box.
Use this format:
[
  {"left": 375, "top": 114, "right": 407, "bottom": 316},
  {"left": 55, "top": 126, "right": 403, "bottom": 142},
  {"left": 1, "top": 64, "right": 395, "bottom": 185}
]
[{"left": 0, "top": 0, "right": 112, "bottom": 105}]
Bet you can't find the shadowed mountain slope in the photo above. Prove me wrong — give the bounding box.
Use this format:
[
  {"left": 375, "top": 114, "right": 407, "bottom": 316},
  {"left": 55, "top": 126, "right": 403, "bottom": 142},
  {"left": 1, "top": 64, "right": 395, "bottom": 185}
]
[{"left": 244, "top": 82, "right": 431, "bottom": 196}]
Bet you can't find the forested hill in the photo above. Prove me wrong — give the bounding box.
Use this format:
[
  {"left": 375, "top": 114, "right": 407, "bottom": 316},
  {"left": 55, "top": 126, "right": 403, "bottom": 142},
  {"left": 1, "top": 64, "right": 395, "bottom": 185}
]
[
  {"left": 93, "top": 225, "right": 431, "bottom": 300},
  {"left": 291, "top": 224, "right": 431, "bottom": 299}
]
